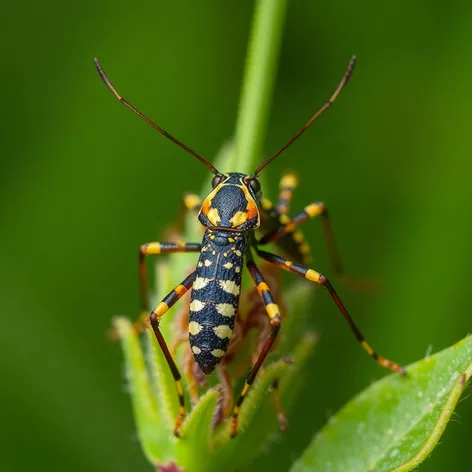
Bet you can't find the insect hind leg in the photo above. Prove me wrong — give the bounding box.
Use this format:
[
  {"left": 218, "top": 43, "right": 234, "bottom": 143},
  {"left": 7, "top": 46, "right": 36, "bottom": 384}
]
[
  {"left": 231, "top": 255, "right": 282, "bottom": 438},
  {"left": 148, "top": 270, "right": 197, "bottom": 437}
]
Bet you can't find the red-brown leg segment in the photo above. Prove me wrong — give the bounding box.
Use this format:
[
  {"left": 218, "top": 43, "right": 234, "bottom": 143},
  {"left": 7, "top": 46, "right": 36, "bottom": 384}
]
[
  {"left": 257, "top": 249, "right": 406, "bottom": 376},
  {"left": 148, "top": 271, "right": 197, "bottom": 437},
  {"left": 231, "top": 256, "right": 282, "bottom": 438}
]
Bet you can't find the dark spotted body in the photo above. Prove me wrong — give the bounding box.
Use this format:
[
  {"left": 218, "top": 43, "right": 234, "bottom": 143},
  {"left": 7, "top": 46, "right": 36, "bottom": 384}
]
[
  {"left": 189, "top": 230, "right": 246, "bottom": 374},
  {"left": 187, "top": 172, "right": 260, "bottom": 374}
]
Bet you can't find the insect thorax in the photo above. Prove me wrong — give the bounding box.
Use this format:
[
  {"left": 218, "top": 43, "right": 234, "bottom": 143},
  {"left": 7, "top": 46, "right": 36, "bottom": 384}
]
[{"left": 189, "top": 229, "right": 246, "bottom": 374}]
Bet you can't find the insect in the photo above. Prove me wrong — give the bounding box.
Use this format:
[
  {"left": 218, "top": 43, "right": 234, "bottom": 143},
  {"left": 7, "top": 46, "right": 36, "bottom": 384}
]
[{"left": 94, "top": 55, "right": 406, "bottom": 438}]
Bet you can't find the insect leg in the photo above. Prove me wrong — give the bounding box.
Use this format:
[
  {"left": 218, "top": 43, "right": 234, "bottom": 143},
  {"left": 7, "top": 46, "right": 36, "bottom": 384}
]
[
  {"left": 139, "top": 241, "right": 201, "bottom": 313},
  {"left": 148, "top": 270, "right": 197, "bottom": 437},
  {"left": 259, "top": 202, "right": 373, "bottom": 290},
  {"left": 257, "top": 249, "right": 406, "bottom": 376},
  {"left": 276, "top": 172, "right": 298, "bottom": 215},
  {"left": 231, "top": 256, "right": 282, "bottom": 438}
]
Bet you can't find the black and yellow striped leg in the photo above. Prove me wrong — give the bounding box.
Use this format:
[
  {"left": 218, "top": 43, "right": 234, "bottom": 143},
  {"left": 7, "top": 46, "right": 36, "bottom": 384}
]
[
  {"left": 259, "top": 202, "right": 364, "bottom": 288},
  {"left": 138, "top": 241, "right": 201, "bottom": 317},
  {"left": 276, "top": 172, "right": 299, "bottom": 215},
  {"left": 257, "top": 249, "right": 407, "bottom": 376},
  {"left": 149, "top": 271, "right": 197, "bottom": 437},
  {"left": 231, "top": 256, "right": 282, "bottom": 438}
]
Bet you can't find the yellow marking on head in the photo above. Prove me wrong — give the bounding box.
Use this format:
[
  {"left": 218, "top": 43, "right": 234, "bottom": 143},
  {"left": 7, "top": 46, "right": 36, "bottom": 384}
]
[
  {"left": 143, "top": 242, "right": 160, "bottom": 254},
  {"left": 235, "top": 266, "right": 241, "bottom": 273},
  {"left": 153, "top": 302, "right": 169, "bottom": 317},
  {"left": 175, "top": 284, "right": 187, "bottom": 296},
  {"left": 213, "top": 325, "right": 233, "bottom": 339},
  {"left": 189, "top": 321, "right": 203, "bottom": 335},
  {"left": 189, "top": 299, "right": 205, "bottom": 312},
  {"left": 223, "top": 262, "right": 233, "bottom": 269},
  {"left": 306, "top": 269, "right": 322, "bottom": 283},
  {"left": 192, "top": 345, "right": 202, "bottom": 355},
  {"left": 193, "top": 277, "right": 210, "bottom": 290},
  {"left": 216, "top": 303, "right": 236, "bottom": 317},
  {"left": 280, "top": 173, "right": 298, "bottom": 189},
  {"left": 305, "top": 203, "right": 324, "bottom": 218},
  {"left": 257, "top": 282, "right": 270, "bottom": 295},
  {"left": 229, "top": 210, "right": 248, "bottom": 228},
  {"left": 204, "top": 259, "right": 212, "bottom": 267},
  {"left": 361, "top": 340, "right": 374, "bottom": 356},
  {"left": 211, "top": 349, "right": 226, "bottom": 358},
  {"left": 238, "top": 182, "right": 260, "bottom": 223},
  {"left": 293, "top": 231, "right": 304, "bottom": 243},
  {"left": 266, "top": 303, "right": 280, "bottom": 320},
  {"left": 280, "top": 214, "right": 290, "bottom": 224},
  {"left": 207, "top": 207, "right": 221, "bottom": 226},
  {"left": 184, "top": 194, "right": 201, "bottom": 210},
  {"left": 219, "top": 280, "right": 240, "bottom": 295}
]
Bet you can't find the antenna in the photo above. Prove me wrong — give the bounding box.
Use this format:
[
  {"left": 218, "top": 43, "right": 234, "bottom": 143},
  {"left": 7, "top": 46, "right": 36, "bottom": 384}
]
[
  {"left": 94, "top": 58, "right": 220, "bottom": 175},
  {"left": 252, "top": 55, "right": 356, "bottom": 178}
]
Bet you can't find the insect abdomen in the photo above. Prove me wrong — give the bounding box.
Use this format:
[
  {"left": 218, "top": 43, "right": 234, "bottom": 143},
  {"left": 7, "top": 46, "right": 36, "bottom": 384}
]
[{"left": 189, "top": 230, "right": 245, "bottom": 374}]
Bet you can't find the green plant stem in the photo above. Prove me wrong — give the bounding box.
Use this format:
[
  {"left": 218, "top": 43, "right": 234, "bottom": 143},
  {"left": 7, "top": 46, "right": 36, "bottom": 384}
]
[{"left": 233, "top": 0, "right": 288, "bottom": 174}]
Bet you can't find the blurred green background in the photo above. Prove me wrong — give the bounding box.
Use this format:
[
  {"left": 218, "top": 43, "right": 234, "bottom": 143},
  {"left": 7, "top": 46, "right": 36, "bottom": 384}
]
[{"left": 2, "top": 0, "right": 472, "bottom": 470}]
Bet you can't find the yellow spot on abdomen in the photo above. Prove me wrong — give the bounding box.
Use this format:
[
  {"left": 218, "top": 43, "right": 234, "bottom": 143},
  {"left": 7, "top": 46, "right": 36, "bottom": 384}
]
[
  {"left": 189, "top": 321, "right": 203, "bottom": 335},
  {"left": 189, "top": 299, "right": 205, "bottom": 312},
  {"left": 213, "top": 325, "right": 233, "bottom": 339},
  {"left": 219, "top": 280, "right": 240, "bottom": 295},
  {"left": 193, "top": 277, "right": 210, "bottom": 290},
  {"left": 216, "top": 303, "right": 236, "bottom": 317},
  {"left": 211, "top": 349, "right": 226, "bottom": 358}
]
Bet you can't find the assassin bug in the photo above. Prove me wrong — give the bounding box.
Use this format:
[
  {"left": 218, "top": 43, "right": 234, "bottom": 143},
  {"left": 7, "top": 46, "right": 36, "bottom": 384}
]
[{"left": 95, "top": 55, "right": 406, "bottom": 438}]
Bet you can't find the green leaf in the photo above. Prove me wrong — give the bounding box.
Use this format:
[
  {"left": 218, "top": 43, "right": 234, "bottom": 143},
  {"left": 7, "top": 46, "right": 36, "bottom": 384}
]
[
  {"left": 113, "top": 317, "right": 173, "bottom": 464},
  {"left": 290, "top": 335, "right": 472, "bottom": 472}
]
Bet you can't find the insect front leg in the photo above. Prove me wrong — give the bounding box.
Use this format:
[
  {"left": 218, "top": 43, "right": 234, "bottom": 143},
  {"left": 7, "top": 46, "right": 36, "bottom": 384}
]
[
  {"left": 257, "top": 249, "right": 406, "bottom": 376},
  {"left": 231, "top": 255, "right": 283, "bottom": 438},
  {"left": 137, "top": 242, "right": 201, "bottom": 325},
  {"left": 148, "top": 270, "right": 197, "bottom": 438}
]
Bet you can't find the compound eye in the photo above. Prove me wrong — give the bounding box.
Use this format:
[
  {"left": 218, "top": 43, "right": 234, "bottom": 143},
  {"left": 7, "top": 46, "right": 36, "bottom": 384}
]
[
  {"left": 249, "top": 178, "right": 261, "bottom": 193},
  {"left": 212, "top": 175, "right": 224, "bottom": 188}
]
